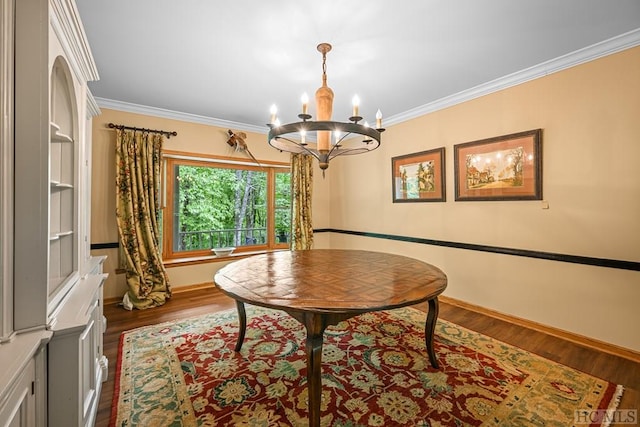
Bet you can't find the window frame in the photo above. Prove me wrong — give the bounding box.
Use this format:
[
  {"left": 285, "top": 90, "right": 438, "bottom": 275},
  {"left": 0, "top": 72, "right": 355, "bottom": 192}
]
[{"left": 161, "top": 150, "right": 291, "bottom": 262}]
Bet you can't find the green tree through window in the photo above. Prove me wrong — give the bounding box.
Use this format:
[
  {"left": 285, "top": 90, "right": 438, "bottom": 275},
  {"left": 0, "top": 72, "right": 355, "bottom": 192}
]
[
  {"left": 163, "top": 156, "right": 290, "bottom": 259},
  {"left": 275, "top": 171, "right": 291, "bottom": 243}
]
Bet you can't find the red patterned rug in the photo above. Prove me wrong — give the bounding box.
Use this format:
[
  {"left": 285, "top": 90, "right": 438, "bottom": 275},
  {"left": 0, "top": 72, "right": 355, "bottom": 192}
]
[{"left": 111, "top": 305, "right": 623, "bottom": 426}]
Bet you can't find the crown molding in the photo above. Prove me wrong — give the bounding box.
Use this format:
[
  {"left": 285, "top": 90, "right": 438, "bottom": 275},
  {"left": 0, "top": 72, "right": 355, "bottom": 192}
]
[
  {"left": 94, "top": 98, "right": 268, "bottom": 135},
  {"left": 385, "top": 28, "right": 640, "bottom": 126},
  {"left": 50, "top": 0, "right": 99, "bottom": 83},
  {"left": 86, "top": 90, "right": 100, "bottom": 118},
  {"left": 96, "top": 28, "right": 640, "bottom": 130}
]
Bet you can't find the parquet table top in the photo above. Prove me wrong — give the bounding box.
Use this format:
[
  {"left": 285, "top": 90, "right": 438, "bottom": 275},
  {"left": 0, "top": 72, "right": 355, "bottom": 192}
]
[{"left": 214, "top": 249, "right": 447, "bottom": 311}]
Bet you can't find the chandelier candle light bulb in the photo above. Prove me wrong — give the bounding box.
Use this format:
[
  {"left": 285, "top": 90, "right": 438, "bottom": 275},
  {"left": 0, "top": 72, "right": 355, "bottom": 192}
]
[
  {"left": 352, "top": 95, "right": 360, "bottom": 118},
  {"left": 266, "top": 43, "right": 384, "bottom": 171}
]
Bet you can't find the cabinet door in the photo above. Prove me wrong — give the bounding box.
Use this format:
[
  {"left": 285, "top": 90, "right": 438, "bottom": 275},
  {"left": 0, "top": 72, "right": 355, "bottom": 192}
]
[
  {"left": 48, "top": 273, "right": 106, "bottom": 427},
  {"left": 80, "top": 303, "right": 98, "bottom": 426},
  {"left": 0, "top": 358, "right": 35, "bottom": 427}
]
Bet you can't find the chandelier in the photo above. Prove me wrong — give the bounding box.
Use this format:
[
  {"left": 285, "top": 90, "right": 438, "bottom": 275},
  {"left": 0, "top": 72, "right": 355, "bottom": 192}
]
[{"left": 267, "top": 43, "right": 384, "bottom": 171}]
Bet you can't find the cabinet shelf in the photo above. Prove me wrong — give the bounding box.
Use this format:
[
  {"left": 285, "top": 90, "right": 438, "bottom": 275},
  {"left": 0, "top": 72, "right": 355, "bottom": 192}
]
[
  {"left": 50, "top": 122, "right": 73, "bottom": 143},
  {"left": 50, "top": 181, "right": 73, "bottom": 190},
  {"left": 49, "top": 230, "right": 73, "bottom": 241}
]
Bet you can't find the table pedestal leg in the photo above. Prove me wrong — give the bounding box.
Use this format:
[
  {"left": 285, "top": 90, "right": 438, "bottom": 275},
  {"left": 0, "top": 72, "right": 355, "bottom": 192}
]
[
  {"left": 234, "top": 300, "right": 247, "bottom": 352},
  {"left": 303, "top": 314, "right": 328, "bottom": 427},
  {"left": 425, "top": 297, "right": 440, "bottom": 368}
]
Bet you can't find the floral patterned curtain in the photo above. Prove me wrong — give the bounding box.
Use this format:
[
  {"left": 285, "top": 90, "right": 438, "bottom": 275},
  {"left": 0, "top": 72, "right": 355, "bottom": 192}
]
[
  {"left": 290, "top": 153, "right": 314, "bottom": 250},
  {"left": 115, "top": 129, "right": 171, "bottom": 309}
]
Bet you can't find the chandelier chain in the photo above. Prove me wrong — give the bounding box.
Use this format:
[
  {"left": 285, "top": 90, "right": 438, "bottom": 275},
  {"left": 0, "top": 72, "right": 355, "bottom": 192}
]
[{"left": 321, "top": 52, "right": 327, "bottom": 85}]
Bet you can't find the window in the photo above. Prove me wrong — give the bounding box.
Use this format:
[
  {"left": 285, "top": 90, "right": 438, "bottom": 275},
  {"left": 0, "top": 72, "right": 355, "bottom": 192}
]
[{"left": 162, "top": 153, "right": 291, "bottom": 260}]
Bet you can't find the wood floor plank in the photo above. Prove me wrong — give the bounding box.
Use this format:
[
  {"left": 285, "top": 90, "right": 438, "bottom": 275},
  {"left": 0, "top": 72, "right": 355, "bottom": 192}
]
[{"left": 95, "top": 287, "right": 639, "bottom": 427}]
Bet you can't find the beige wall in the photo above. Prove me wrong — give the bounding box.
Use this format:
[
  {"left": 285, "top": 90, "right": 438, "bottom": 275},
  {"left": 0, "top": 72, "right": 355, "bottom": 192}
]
[
  {"left": 324, "top": 46, "right": 640, "bottom": 351},
  {"left": 91, "top": 46, "right": 639, "bottom": 351}
]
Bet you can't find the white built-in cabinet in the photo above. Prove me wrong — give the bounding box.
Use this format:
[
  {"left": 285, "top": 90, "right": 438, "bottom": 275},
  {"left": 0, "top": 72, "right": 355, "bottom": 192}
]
[
  {"left": 48, "top": 258, "right": 107, "bottom": 427},
  {"left": 1, "top": 0, "right": 105, "bottom": 425}
]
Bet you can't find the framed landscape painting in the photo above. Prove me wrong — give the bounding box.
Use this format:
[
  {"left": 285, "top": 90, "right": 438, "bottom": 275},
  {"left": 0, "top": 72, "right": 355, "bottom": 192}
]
[
  {"left": 392, "top": 148, "right": 445, "bottom": 203},
  {"left": 454, "top": 129, "right": 542, "bottom": 201}
]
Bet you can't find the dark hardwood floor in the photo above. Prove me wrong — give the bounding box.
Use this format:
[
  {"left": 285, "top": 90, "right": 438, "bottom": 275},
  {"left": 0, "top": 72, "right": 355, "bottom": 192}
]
[{"left": 95, "top": 287, "right": 639, "bottom": 427}]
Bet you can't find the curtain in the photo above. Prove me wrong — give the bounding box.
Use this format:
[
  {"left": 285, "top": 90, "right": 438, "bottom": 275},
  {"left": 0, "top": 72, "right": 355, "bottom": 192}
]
[
  {"left": 115, "top": 129, "right": 171, "bottom": 309},
  {"left": 290, "top": 153, "right": 314, "bottom": 250}
]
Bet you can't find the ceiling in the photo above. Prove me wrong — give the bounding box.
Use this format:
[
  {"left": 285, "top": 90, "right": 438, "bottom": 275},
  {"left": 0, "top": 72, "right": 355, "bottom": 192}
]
[{"left": 76, "top": 1, "right": 640, "bottom": 132}]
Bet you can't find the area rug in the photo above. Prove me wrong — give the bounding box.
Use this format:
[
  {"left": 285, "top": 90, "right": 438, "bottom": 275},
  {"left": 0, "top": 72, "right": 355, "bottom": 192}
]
[{"left": 111, "top": 306, "right": 623, "bottom": 426}]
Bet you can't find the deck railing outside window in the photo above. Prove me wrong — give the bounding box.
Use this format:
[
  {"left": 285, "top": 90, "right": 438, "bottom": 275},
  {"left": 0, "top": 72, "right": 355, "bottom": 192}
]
[{"left": 178, "top": 226, "right": 291, "bottom": 251}]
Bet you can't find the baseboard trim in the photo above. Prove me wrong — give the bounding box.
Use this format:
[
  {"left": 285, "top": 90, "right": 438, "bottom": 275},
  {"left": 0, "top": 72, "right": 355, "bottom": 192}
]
[
  {"left": 439, "top": 295, "right": 640, "bottom": 363},
  {"left": 173, "top": 282, "right": 216, "bottom": 293},
  {"left": 104, "top": 282, "right": 216, "bottom": 306},
  {"left": 104, "top": 296, "right": 121, "bottom": 306}
]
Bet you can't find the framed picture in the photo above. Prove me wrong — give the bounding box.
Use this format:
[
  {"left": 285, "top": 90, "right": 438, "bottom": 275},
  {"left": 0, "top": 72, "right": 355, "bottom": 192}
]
[
  {"left": 392, "top": 147, "right": 446, "bottom": 202},
  {"left": 454, "top": 129, "right": 542, "bottom": 201}
]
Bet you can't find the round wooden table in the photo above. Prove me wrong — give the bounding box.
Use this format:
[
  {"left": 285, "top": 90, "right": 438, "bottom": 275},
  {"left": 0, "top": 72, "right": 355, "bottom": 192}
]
[{"left": 214, "top": 249, "right": 448, "bottom": 427}]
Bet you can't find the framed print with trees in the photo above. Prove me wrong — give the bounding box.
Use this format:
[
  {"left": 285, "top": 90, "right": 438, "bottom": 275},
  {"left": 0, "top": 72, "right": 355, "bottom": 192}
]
[
  {"left": 392, "top": 147, "right": 446, "bottom": 202},
  {"left": 454, "top": 129, "right": 542, "bottom": 201}
]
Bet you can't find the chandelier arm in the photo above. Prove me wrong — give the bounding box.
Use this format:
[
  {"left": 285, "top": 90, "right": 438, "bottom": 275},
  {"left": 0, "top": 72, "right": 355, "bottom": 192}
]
[
  {"left": 328, "top": 147, "right": 375, "bottom": 159},
  {"left": 295, "top": 144, "right": 322, "bottom": 160},
  {"left": 273, "top": 135, "right": 302, "bottom": 145},
  {"left": 268, "top": 135, "right": 321, "bottom": 160},
  {"left": 335, "top": 132, "right": 351, "bottom": 146},
  {"left": 326, "top": 132, "right": 353, "bottom": 156}
]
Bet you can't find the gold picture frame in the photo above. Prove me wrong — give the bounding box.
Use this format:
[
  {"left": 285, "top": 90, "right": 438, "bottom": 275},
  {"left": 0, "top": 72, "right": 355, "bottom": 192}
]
[
  {"left": 454, "top": 129, "right": 542, "bottom": 201},
  {"left": 392, "top": 148, "right": 446, "bottom": 203}
]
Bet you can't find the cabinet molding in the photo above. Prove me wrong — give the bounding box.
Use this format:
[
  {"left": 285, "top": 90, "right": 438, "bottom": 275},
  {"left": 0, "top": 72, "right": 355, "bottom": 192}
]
[
  {"left": 0, "top": 0, "right": 15, "bottom": 341},
  {"left": 49, "top": 0, "right": 98, "bottom": 83}
]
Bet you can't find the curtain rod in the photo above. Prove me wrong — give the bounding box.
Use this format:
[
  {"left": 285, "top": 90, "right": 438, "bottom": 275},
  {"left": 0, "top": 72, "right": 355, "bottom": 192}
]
[{"left": 108, "top": 122, "right": 178, "bottom": 139}]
